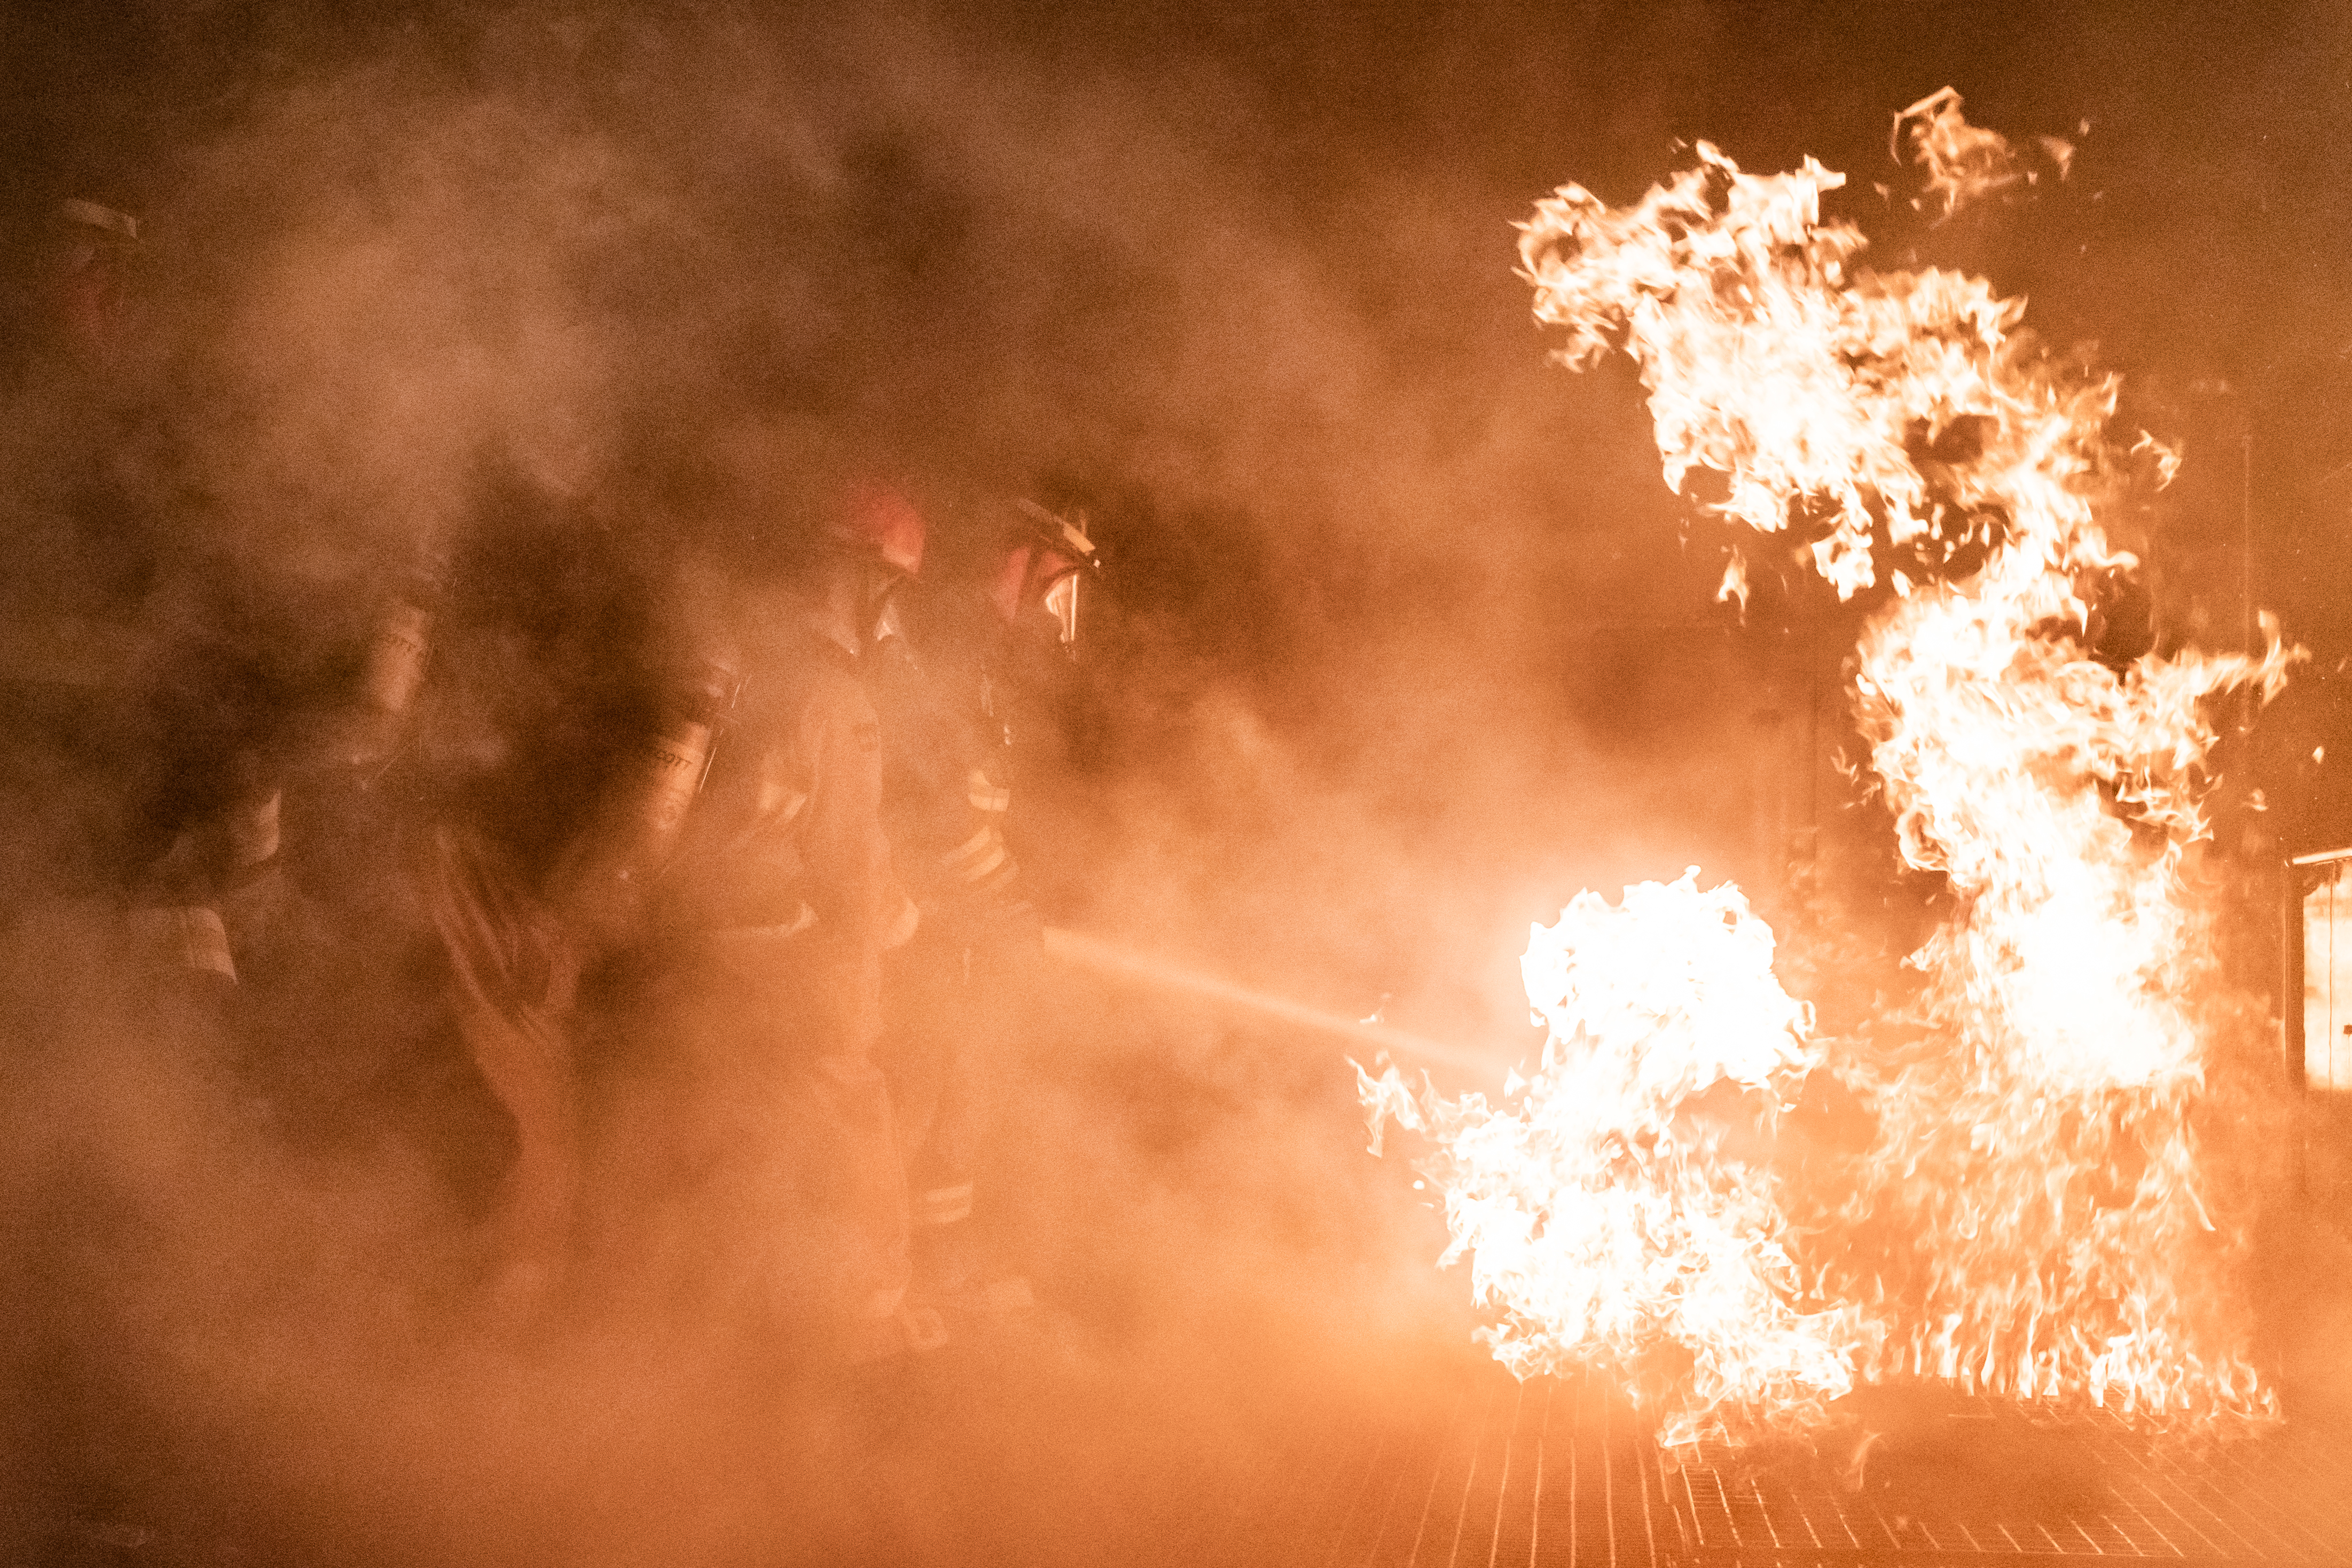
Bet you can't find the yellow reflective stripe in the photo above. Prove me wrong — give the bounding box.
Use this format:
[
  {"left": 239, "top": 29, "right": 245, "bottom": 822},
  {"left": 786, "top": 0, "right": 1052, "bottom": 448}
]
[
  {"left": 966, "top": 767, "right": 1010, "bottom": 812},
  {"left": 127, "top": 906, "right": 237, "bottom": 983},
  {"left": 918, "top": 1182, "right": 975, "bottom": 1226},
  {"left": 705, "top": 905, "right": 818, "bottom": 944},
  {"left": 940, "top": 825, "right": 993, "bottom": 867},
  {"left": 959, "top": 840, "right": 1010, "bottom": 885}
]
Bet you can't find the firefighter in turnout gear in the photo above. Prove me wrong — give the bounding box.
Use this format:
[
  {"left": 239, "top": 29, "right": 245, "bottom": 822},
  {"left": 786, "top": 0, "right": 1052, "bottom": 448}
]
[
  {"left": 427, "top": 620, "right": 735, "bottom": 1311},
  {"left": 583, "top": 484, "right": 920, "bottom": 1353},
  {"left": 864, "top": 492, "right": 1096, "bottom": 1326},
  {"left": 0, "top": 194, "right": 286, "bottom": 1001},
  {"left": 0, "top": 197, "right": 171, "bottom": 903}
]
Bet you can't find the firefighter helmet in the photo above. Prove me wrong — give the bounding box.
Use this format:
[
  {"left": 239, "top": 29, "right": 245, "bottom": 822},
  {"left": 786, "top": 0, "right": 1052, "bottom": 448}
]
[
  {"left": 38, "top": 195, "right": 141, "bottom": 360},
  {"left": 995, "top": 499, "right": 1097, "bottom": 649},
  {"left": 824, "top": 481, "right": 928, "bottom": 650},
  {"left": 56, "top": 198, "right": 139, "bottom": 247},
  {"left": 1009, "top": 498, "right": 1096, "bottom": 569},
  {"left": 832, "top": 482, "right": 927, "bottom": 578}
]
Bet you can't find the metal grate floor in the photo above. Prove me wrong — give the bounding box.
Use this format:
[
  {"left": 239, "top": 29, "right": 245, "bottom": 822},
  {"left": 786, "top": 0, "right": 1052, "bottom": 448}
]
[
  {"left": 1170, "top": 1368, "right": 1664, "bottom": 1567},
  {"left": 1663, "top": 1400, "right": 2352, "bottom": 1566},
  {"left": 1161, "top": 1368, "right": 2352, "bottom": 1568}
]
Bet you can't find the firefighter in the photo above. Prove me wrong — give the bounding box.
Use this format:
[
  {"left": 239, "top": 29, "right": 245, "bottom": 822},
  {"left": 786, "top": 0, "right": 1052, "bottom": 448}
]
[
  {"left": 864, "top": 494, "right": 1096, "bottom": 1329},
  {"left": 0, "top": 197, "right": 161, "bottom": 903},
  {"left": 0, "top": 193, "right": 284, "bottom": 1004},
  {"left": 145, "top": 543, "right": 446, "bottom": 1005},
  {"left": 849, "top": 485, "right": 980, "bottom": 1327},
  {"left": 413, "top": 504, "right": 721, "bottom": 1313},
  {"left": 966, "top": 493, "right": 1098, "bottom": 926},
  {"left": 422, "top": 651, "right": 723, "bottom": 1313},
  {"left": 582, "top": 483, "right": 920, "bottom": 1355}
]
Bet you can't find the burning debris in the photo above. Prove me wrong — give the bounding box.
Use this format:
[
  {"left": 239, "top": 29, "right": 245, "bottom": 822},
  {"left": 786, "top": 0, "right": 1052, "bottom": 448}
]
[
  {"left": 1366, "top": 99, "right": 2295, "bottom": 1442},
  {"left": 1892, "top": 85, "right": 2075, "bottom": 222}
]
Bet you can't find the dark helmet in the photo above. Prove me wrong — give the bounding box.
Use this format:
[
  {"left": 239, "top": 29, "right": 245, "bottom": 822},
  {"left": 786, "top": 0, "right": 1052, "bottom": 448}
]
[
  {"left": 54, "top": 197, "right": 139, "bottom": 248},
  {"left": 40, "top": 196, "right": 140, "bottom": 358},
  {"left": 1009, "top": 498, "right": 1097, "bottom": 571}
]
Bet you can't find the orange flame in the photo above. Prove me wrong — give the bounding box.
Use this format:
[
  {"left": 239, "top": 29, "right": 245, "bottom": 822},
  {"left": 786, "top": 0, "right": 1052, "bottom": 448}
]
[
  {"left": 1892, "top": 87, "right": 2071, "bottom": 221},
  {"left": 1362, "top": 874, "right": 1874, "bottom": 1443},
  {"left": 1369, "top": 121, "right": 2293, "bottom": 1440}
]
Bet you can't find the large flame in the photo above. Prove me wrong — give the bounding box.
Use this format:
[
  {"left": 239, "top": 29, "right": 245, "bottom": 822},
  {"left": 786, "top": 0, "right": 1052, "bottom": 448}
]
[
  {"left": 1362, "top": 874, "right": 1872, "bottom": 1444},
  {"left": 1369, "top": 105, "right": 2292, "bottom": 1439}
]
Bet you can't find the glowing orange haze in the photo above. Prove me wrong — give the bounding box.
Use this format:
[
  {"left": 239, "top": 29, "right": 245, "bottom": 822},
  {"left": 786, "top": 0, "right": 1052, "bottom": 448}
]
[{"left": 1363, "top": 111, "right": 2294, "bottom": 1445}]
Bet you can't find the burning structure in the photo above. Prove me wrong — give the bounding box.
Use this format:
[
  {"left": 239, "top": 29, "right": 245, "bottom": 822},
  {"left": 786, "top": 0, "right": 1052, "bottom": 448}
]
[{"left": 1366, "top": 98, "right": 2293, "bottom": 1445}]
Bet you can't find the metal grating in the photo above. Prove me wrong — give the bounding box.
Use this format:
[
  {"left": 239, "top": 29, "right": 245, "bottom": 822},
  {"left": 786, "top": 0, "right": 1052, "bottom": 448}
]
[
  {"left": 1660, "top": 1401, "right": 2352, "bottom": 1566},
  {"left": 1170, "top": 1368, "right": 1664, "bottom": 1568},
  {"left": 1163, "top": 1366, "right": 2352, "bottom": 1568}
]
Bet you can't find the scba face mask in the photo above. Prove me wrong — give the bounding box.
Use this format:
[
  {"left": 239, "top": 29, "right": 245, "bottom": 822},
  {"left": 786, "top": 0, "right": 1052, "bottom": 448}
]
[
  {"left": 863, "top": 561, "right": 913, "bottom": 647},
  {"left": 1041, "top": 570, "right": 1079, "bottom": 653}
]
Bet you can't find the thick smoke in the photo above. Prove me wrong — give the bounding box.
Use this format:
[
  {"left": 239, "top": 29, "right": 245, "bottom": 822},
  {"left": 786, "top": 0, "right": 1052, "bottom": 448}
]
[{"left": 0, "top": 6, "right": 1771, "bottom": 1563}]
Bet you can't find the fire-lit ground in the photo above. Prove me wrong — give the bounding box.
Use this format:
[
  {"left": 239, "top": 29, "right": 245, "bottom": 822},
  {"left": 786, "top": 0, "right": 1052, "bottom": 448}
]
[{"left": 1152, "top": 1365, "right": 2352, "bottom": 1567}]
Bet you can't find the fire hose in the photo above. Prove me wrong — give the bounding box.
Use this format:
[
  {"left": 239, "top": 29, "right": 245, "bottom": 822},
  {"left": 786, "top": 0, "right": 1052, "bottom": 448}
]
[{"left": 1039, "top": 925, "right": 1495, "bottom": 1075}]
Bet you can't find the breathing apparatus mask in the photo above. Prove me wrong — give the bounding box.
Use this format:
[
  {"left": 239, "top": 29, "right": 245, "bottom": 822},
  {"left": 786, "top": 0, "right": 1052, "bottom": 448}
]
[
  {"left": 831, "top": 483, "right": 928, "bottom": 648},
  {"left": 1006, "top": 499, "right": 1099, "bottom": 656}
]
